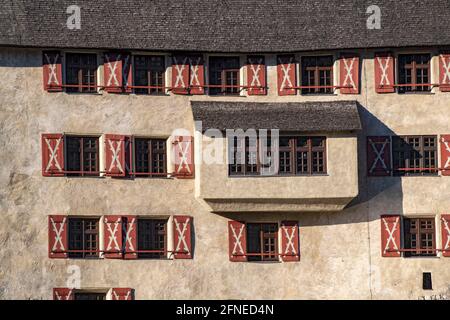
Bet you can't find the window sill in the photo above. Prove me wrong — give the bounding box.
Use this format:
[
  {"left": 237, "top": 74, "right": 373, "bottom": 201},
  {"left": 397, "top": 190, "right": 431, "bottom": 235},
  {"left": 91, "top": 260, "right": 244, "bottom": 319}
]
[
  {"left": 397, "top": 91, "right": 434, "bottom": 95},
  {"left": 228, "top": 174, "right": 329, "bottom": 178}
]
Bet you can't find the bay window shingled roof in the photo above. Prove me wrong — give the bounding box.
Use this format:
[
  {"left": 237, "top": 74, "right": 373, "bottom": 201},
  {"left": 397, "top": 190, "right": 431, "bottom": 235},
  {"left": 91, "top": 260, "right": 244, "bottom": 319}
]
[
  {"left": 191, "top": 100, "right": 362, "bottom": 132},
  {"left": 1, "top": 0, "right": 449, "bottom": 53}
]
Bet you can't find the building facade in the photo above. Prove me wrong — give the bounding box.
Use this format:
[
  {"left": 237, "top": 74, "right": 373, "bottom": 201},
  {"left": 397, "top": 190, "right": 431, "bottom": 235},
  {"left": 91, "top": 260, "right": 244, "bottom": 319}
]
[{"left": 1, "top": 0, "right": 450, "bottom": 300}]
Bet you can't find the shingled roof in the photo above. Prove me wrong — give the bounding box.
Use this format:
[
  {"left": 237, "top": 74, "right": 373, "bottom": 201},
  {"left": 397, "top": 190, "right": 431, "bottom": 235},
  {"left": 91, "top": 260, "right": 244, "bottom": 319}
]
[
  {"left": 191, "top": 100, "right": 362, "bottom": 132},
  {"left": 1, "top": 0, "right": 449, "bottom": 53}
]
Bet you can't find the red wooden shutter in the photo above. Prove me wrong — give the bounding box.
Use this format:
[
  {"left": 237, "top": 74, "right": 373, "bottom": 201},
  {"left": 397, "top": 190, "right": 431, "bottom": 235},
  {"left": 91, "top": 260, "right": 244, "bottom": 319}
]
[
  {"left": 173, "top": 216, "right": 192, "bottom": 259},
  {"left": 247, "top": 56, "right": 266, "bottom": 95},
  {"left": 441, "top": 215, "right": 450, "bottom": 257},
  {"left": 172, "top": 56, "right": 189, "bottom": 94},
  {"left": 280, "top": 221, "right": 300, "bottom": 262},
  {"left": 104, "top": 52, "right": 123, "bottom": 93},
  {"left": 173, "top": 136, "right": 194, "bottom": 178},
  {"left": 53, "top": 288, "right": 74, "bottom": 300},
  {"left": 380, "top": 215, "right": 401, "bottom": 257},
  {"left": 48, "top": 215, "right": 68, "bottom": 258},
  {"left": 42, "top": 51, "right": 63, "bottom": 92},
  {"left": 439, "top": 54, "right": 450, "bottom": 92},
  {"left": 42, "top": 134, "right": 65, "bottom": 177},
  {"left": 123, "top": 215, "right": 137, "bottom": 259},
  {"left": 277, "top": 55, "right": 296, "bottom": 95},
  {"left": 228, "top": 221, "right": 247, "bottom": 262},
  {"left": 103, "top": 215, "right": 123, "bottom": 259},
  {"left": 188, "top": 55, "right": 204, "bottom": 95},
  {"left": 367, "top": 136, "right": 391, "bottom": 176},
  {"left": 105, "top": 134, "right": 126, "bottom": 177},
  {"left": 374, "top": 53, "right": 395, "bottom": 93},
  {"left": 111, "top": 288, "right": 133, "bottom": 300},
  {"left": 124, "top": 136, "right": 133, "bottom": 176},
  {"left": 122, "top": 53, "right": 133, "bottom": 93},
  {"left": 340, "top": 54, "right": 360, "bottom": 94},
  {"left": 441, "top": 135, "right": 450, "bottom": 176}
]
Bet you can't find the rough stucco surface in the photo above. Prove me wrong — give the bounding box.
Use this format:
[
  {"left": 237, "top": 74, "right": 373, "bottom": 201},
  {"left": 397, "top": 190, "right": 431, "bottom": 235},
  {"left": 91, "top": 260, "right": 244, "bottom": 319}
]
[{"left": 0, "top": 47, "right": 450, "bottom": 299}]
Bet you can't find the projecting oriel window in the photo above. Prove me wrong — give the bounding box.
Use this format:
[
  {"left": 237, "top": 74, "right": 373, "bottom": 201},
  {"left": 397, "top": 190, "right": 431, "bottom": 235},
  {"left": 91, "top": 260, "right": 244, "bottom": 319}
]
[
  {"left": 403, "top": 218, "right": 436, "bottom": 257},
  {"left": 137, "top": 219, "right": 167, "bottom": 259},
  {"left": 134, "top": 138, "right": 167, "bottom": 177},
  {"left": 209, "top": 57, "right": 240, "bottom": 95},
  {"left": 65, "top": 136, "right": 100, "bottom": 176},
  {"left": 398, "top": 54, "right": 431, "bottom": 93},
  {"left": 134, "top": 55, "right": 165, "bottom": 95},
  {"left": 246, "top": 223, "right": 278, "bottom": 262},
  {"left": 65, "top": 53, "right": 98, "bottom": 93},
  {"left": 301, "top": 56, "right": 334, "bottom": 94},
  {"left": 392, "top": 136, "right": 437, "bottom": 176},
  {"left": 68, "top": 218, "right": 99, "bottom": 258}
]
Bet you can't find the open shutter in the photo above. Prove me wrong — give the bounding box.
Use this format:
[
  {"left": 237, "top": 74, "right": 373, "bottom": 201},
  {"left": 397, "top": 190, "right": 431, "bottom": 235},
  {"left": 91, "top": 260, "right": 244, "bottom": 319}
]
[
  {"left": 124, "top": 136, "right": 133, "bottom": 176},
  {"left": 439, "top": 54, "right": 450, "bottom": 92},
  {"left": 172, "top": 56, "right": 189, "bottom": 94},
  {"left": 374, "top": 53, "right": 395, "bottom": 93},
  {"left": 43, "top": 51, "right": 63, "bottom": 92},
  {"left": 280, "top": 221, "right": 300, "bottom": 262},
  {"left": 228, "top": 221, "right": 247, "bottom": 262},
  {"left": 123, "top": 215, "right": 137, "bottom": 260},
  {"left": 367, "top": 136, "right": 391, "bottom": 176},
  {"left": 122, "top": 53, "right": 133, "bottom": 93},
  {"left": 441, "top": 135, "right": 450, "bottom": 176},
  {"left": 53, "top": 288, "right": 74, "bottom": 300},
  {"left": 111, "top": 288, "right": 134, "bottom": 300},
  {"left": 48, "top": 215, "right": 68, "bottom": 258},
  {"left": 188, "top": 55, "right": 204, "bottom": 95},
  {"left": 247, "top": 56, "right": 266, "bottom": 95},
  {"left": 173, "top": 136, "right": 194, "bottom": 178},
  {"left": 104, "top": 53, "right": 123, "bottom": 93},
  {"left": 105, "top": 134, "right": 126, "bottom": 177},
  {"left": 42, "top": 134, "right": 65, "bottom": 177},
  {"left": 277, "top": 55, "right": 296, "bottom": 95},
  {"left": 103, "top": 215, "right": 123, "bottom": 259},
  {"left": 381, "top": 215, "right": 401, "bottom": 257},
  {"left": 441, "top": 215, "right": 450, "bottom": 257},
  {"left": 173, "top": 216, "right": 192, "bottom": 259},
  {"left": 340, "top": 54, "right": 359, "bottom": 94}
]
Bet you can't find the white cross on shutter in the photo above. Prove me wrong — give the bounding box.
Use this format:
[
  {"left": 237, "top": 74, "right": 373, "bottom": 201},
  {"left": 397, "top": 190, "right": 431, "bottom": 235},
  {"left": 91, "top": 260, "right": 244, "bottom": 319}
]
[
  {"left": 113, "top": 290, "right": 130, "bottom": 300},
  {"left": 377, "top": 57, "right": 391, "bottom": 86},
  {"left": 249, "top": 57, "right": 263, "bottom": 87},
  {"left": 45, "top": 137, "right": 63, "bottom": 172},
  {"left": 442, "top": 217, "right": 450, "bottom": 251},
  {"left": 50, "top": 217, "right": 66, "bottom": 252},
  {"left": 105, "top": 217, "right": 121, "bottom": 252},
  {"left": 441, "top": 55, "right": 450, "bottom": 85},
  {"left": 342, "top": 57, "right": 356, "bottom": 89},
  {"left": 174, "top": 217, "right": 190, "bottom": 254},
  {"left": 279, "top": 57, "right": 293, "bottom": 90},
  {"left": 368, "top": 138, "right": 389, "bottom": 173},
  {"left": 176, "top": 140, "right": 191, "bottom": 174},
  {"left": 442, "top": 137, "right": 450, "bottom": 169},
  {"left": 174, "top": 57, "right": 188, "bottom": 88},
  {"left": 282, "top": 226, "right": 297, "bottom": 255},
  {"left": 230, "top": 224, "right": 245, "bottom": 255},
  {"left": 189, "top": 57, "right": 201, "bottom": 87},
  {"left": 44, "top": 53, "right": 60, "bottom": 85},
  {"left": 55, "top": 289, "right": 72, "bottom": 300},
  {"left": 108, "top": 139, "right": 124, "bottom": 173},
  {"left": 122, "top": 54, "right": 131, "bottom": 87},
  {"left": 105, "top": 54, "right": 121, "bottom": 87},
  {"left": 124, "top": 217, "right": 135, "bottom": 252},
  {"left": 382, "top": 217, "right": 399, "bottom": 255}
]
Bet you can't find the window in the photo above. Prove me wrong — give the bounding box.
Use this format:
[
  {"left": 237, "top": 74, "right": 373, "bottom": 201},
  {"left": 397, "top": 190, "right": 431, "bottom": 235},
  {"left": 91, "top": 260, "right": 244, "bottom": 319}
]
[
  {"left": 66, "top": 136, "right": 100, "bottom": 176},
  {"left": 301, "top": 56, "right": 334, "bottom": 94},
  {"left": 65, "top": 53, "right": 97, "bottom": 93},
  {"left": 398, "top": 54, "right": 431, "bottom": 93},
  {"left": 137, "top": 219, "right": 167, "bottom": 259},
  {"left": 404, "top": 218, "right": 436, "bottom": 257},
  {"left": 229, "top": 136, "right": 326, "bottom": 176},
  {"left": 247, "top": 223, "right": 278, "bottom": 262},
  {"left": 68, "top": 218, "right": 99, "bottom": 258},
  {"left": 74, "top": 292, "right": 106, "bottom": 300},
  {"left": 134, "top": 55, "right": 165, "bottom": 94},
  {"left": 134, "top": 138, "right": 167, "bottom": 176},
  {"left": 392, "top": 136, "right": 437, "bottom": 176},
  {"left": 209, "top": 57, "right": 240, "bottom": 95}
]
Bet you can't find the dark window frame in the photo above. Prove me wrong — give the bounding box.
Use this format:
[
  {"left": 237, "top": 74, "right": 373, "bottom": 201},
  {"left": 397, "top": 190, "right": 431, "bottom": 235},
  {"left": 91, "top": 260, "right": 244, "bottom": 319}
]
[
  {"left": 209, "top": 56, "right": 241, "bottom": 95},
  {"left": 65, "top": 52, "right": 98, "bottom": 93},
  {"left": 403, "top": 217, "right": 436, "bottom": 257},
  {"left": 301, "top": 55, "right": 334, "bottom": 94},
  {"left": 246, "top": 223, "right": 279, "bottom": 262},
  {"left": 398, "top": 54, "right": 431, "bottom": 93},
  {"left": 392, "top": 135, "right": 438, "bottom": 176},
  {"left": 137, "top": 218, "right": 168, "bottom": 259},
  {"left": 68, "top": 218, "right": 100, "bottom": 259},
  {"left": 133, "top": 55, "right": 166, "bottom": 95},
  {"left": 74, "top": 291, "right": 106, "bottom": 300},
  {"left": 65, "top": 135, "right": 100, "bottom": 176},
  {"left": 134, "top": 137, "right": 167, "bottom": 177}
]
